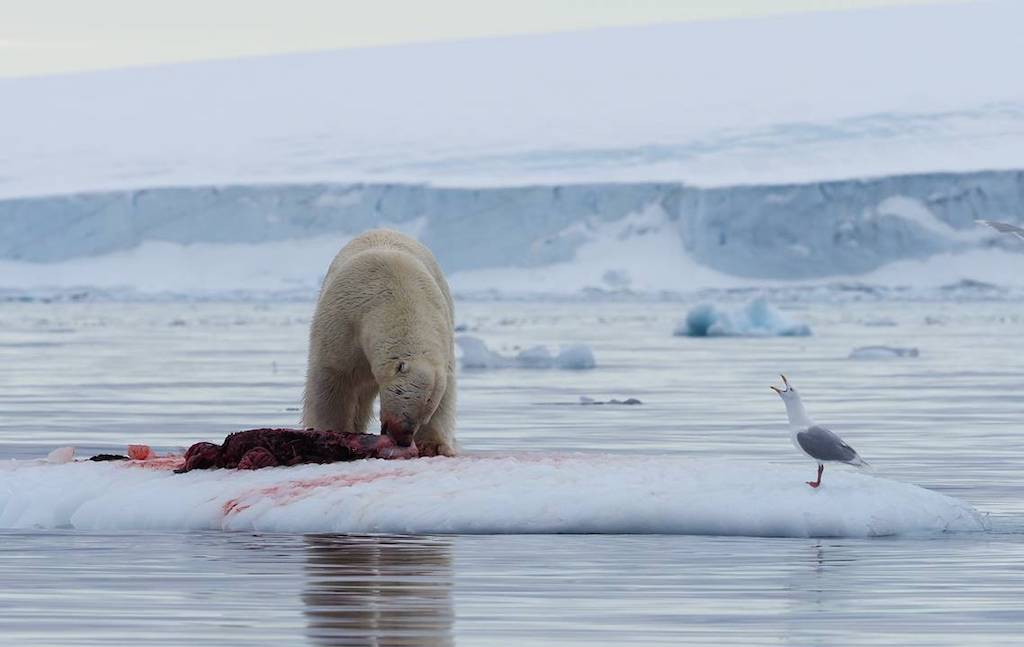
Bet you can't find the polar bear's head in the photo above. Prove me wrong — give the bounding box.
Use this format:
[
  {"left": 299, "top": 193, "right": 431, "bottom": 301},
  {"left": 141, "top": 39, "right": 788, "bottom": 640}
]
[{"left": 376, "top": 355, "right": 446, "bottom": 448}]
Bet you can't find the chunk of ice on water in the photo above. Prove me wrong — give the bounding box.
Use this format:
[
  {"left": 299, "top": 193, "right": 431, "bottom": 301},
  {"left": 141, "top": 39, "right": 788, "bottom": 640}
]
[
  {"left": 457, "top": 336, "right": 596, "bottom": 370},
  {"left": 554, "top": 344, "right": 596, "bottom": 370},
  {"left": 849, "top": 346, "right": 919, "bottom": 360},
  {"left": 676, "top": 298, "right": 811, "bottom": 337}
]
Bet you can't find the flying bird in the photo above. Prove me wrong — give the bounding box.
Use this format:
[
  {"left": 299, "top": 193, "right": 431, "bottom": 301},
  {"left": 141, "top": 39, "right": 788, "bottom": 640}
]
[
  {"left": 771, "top": 374, "right": 868, "bottom": 488},
  {"left": 977, "top": 219, "right": 1024, "bottom": 240}
]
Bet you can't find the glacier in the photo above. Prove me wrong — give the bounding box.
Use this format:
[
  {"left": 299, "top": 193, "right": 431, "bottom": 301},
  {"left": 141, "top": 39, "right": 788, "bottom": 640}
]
[
  {"left": 1, "top": 3, "right": 1023, "bottom": 298},
  {"left": 1, "top": 169, "right": 1023, "bottom": 297},
  {"left": 0, "top": 454, "right": 987, "bottom": 537}
]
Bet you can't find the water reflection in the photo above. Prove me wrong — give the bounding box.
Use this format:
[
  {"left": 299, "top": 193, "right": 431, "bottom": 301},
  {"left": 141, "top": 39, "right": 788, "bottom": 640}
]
[
  {"left": 303, "top": 535, "right": 454, "bottom": 647},
  {"left": 779, "top": 542, "right": 861, "bottom": 647}
]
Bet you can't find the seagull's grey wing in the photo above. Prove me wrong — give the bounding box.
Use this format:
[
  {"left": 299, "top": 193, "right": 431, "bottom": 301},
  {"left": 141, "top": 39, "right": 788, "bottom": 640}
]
[
  {"left": 796, "top": 425, "right": 860, "bottom": 463},
  {"left": 977, "top": 220, "right": 1024, "bottom": 240}
]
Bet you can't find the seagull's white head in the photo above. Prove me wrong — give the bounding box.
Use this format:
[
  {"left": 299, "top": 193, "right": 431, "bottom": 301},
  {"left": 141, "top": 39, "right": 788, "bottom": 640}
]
[
  {"left": 771, "top": 374, "right": 812, "bottom": 427},
  {"left": 770, "top": 374, "right": 798, "bottom": 401}
]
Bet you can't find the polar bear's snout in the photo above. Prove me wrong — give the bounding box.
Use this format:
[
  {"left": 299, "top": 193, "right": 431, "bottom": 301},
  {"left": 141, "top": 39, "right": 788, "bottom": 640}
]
[
  {"left": 378, "top": 359, "right": 444, "bottom": 448},
  {"left": 381, "top": 414, "right": 418, "bottom": 448}
]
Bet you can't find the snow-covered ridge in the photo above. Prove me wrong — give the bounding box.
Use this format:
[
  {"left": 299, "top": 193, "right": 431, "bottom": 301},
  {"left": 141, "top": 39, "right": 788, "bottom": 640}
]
[
  {"left": 0, "top": 454, "right": 987, "bottom": 537},
  {"left": 1, "top": 2, "right": 1022, "bottom": 197},
  {"left": 2, "top": 170, "right": 1023, "bottom": 296}
]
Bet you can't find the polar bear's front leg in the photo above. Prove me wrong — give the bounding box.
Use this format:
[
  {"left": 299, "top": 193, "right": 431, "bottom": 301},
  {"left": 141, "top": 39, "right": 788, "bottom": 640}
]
[
  {"left": 350, "top": 382, "right": 378, "bottom": 435},
  {"left": 302, "top": 366, "right": 374, "bottom": 434},
  {"left": 414, "top": 373, "right": 457, "bottom": 457}
]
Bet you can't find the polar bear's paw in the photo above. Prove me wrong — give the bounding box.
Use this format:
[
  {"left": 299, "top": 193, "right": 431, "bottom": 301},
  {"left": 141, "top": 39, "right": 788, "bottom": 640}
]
[{"left": 416, "top": 440, "right": 457, "bottom": 458}]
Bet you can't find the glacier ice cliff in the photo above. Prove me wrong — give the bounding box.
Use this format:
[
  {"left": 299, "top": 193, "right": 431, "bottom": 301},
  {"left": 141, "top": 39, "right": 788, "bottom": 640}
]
[{"left": 1, "top": 169, "right": 1022, "bottom": 295}]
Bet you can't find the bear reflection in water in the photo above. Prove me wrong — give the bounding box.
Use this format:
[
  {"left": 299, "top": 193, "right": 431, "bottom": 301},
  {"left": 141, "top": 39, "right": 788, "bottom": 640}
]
[{"left": 303, "top": 535, "right": 454, "bottom": 647}]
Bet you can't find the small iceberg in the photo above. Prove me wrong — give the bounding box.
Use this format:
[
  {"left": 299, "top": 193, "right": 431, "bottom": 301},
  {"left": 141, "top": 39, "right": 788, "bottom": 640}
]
[
  {"left": 456, "top": 336, "right": 596, "bottom": 370},
  {"left": 675, "top": 298, "right": 811, "bottom": 338},
  {"left": 849, "top": 346, "right": 920, "bottom": 360},
  {"left": 553, "top": 344, "right": 597, "bottom": 370}
]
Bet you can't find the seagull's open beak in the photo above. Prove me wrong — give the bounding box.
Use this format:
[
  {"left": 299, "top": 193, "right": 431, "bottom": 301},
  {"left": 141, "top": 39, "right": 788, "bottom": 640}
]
[{"left": 771, "top": 374, "right": 790, "bottom": 394}]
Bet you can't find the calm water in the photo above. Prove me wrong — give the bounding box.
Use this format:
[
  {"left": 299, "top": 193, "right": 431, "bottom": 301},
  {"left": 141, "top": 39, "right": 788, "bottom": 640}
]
[{"left": 2, "top": 299, "right": 1024, "bottom": 645}]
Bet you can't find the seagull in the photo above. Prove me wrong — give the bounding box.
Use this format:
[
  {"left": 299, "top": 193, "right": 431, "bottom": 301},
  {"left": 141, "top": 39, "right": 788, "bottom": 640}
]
[
  {"left": 770, "top": 374, "right": 868, "bottom": 488},
  {"left": 977, "top": 219, "right": 1024, "bottom": 240}
]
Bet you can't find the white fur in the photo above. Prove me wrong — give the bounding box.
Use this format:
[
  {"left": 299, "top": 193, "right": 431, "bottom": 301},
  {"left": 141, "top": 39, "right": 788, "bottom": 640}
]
[{"left": 302, "top": 229, "right": 457, "bottom": 456}]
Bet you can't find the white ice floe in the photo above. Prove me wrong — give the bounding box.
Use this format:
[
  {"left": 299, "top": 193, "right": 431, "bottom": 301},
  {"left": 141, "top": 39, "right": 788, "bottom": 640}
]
[
  {"left": 849, "top": 346, "right": 920, "bottom": 360},
  {"left": 456, "top": 336, "right": 595, "bottom": 370},
  {"left": 0, "top": 454, "right": 984, "bottom": 537},
  {"left": 675, "top": 298, "right": 812, "bottom": 338}
]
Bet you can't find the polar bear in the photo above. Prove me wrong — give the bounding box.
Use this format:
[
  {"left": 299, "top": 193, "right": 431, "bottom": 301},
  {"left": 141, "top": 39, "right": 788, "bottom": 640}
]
[{"left": 302, "top": 229, "right": 457, "bottom": 456}]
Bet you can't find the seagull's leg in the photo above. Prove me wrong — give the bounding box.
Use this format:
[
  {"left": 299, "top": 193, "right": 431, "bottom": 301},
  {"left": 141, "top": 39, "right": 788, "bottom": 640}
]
[{"left": 807, "top": 464, "right": 823, "bottom": 488}]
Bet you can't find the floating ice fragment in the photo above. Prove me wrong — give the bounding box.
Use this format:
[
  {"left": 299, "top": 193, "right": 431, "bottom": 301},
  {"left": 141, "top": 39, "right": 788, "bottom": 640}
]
[
  {"left": 675, "top": 298, "right": 811, "bottom": 337},
  {"left": 515, "top": 345, "right": 554, "bottom": 368},
  {"left": 554, "top": 344, "right": 596, "bottom": 370},
  {"left": 455, "top": 335, "right": 513, "bottom": 369},
  {"left": 848, "top": 346, "right": 919, "bottom": 360},
  {"left": 456, "top": 336, "right": 596, "bottom": 370}
]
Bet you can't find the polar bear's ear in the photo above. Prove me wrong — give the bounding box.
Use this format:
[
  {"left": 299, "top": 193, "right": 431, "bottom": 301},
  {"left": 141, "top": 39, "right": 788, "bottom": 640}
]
[{"left": 397, "top": 361, "right": 409, "bottom": 374}]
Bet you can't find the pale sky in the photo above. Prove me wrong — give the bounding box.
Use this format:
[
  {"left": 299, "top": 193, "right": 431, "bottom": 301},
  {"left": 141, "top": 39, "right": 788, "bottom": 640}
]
[{"left": 1, "top": 0, "right": 959, "bottom": 77}]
